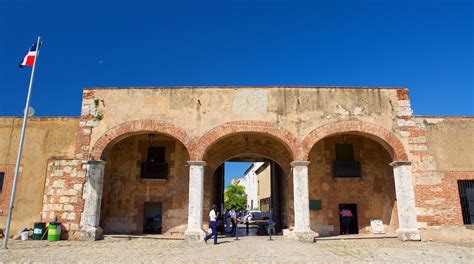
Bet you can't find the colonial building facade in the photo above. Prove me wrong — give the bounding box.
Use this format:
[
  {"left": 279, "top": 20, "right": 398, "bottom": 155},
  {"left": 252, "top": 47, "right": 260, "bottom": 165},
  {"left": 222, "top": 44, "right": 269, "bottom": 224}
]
[{"left": 0, "top": 87, "right": 473, "bottom": 242}]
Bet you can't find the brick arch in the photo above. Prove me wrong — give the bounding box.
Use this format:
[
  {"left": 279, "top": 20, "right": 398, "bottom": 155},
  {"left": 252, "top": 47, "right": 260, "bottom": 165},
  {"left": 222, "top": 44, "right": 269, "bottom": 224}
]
[
  {"left": 302, "top": 120, "right": 408, "bottom": 161},
  {"left": 91, "top": 120, "right": 195, "bottom": 160},
  {"left": 195, "top": 121, "right": 299, "bottom": 161}
]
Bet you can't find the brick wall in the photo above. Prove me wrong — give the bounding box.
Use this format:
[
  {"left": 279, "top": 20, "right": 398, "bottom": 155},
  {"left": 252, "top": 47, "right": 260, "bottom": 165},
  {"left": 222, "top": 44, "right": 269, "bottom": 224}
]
[{"left": 41, "top": 159, "right": 86, "bottom": 239}]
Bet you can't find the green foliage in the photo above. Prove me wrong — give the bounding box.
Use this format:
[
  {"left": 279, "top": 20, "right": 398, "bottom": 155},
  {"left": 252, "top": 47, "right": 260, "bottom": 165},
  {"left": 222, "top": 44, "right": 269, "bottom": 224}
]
[{"left": 224, "top": 184, "right": 247, "bottom": 211}]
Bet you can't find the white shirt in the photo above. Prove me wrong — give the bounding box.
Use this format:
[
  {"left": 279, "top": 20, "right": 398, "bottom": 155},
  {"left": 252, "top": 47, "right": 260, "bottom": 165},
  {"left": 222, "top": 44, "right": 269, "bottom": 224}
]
[
  {"left": 230, "top": 209, "right": 237, "bottom": 220},
  {"left": 209, "top": 210, "right": 217, "bottom": 222}
]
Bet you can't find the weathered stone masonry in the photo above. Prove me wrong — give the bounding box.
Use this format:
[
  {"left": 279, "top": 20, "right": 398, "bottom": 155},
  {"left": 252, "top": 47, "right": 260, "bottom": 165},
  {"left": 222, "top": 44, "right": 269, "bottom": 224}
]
[{"left": 3, "top": 87, "right": 472, "bottom": 242}]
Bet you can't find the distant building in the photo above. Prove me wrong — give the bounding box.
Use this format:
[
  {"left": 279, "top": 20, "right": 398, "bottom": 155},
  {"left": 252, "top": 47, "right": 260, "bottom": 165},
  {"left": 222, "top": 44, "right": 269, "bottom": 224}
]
[{"left": 255, "top": 162, "right": 271, "bottom": 212}]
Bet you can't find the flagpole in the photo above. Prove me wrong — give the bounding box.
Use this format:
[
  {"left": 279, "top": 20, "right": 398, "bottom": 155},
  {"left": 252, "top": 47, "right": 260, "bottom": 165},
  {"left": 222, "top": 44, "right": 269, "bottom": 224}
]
[{"left": 3, "top": 36, "right": 42, "bottom": 249}]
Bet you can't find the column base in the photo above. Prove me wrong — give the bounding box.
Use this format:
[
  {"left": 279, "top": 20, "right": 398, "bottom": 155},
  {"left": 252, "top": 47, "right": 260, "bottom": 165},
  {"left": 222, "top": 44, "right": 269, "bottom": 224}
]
[
  {"left": 80, "top": 226, "right": 103, "bottom": 241},
  {"left": 184, "top": 228, "right": 206, "bottom": 242},
  {"left": 294, "top": 230, "right": 319, "bottom": 242},
  {"left": 396, "top": 228, "right": 421, "bottom": 241}
]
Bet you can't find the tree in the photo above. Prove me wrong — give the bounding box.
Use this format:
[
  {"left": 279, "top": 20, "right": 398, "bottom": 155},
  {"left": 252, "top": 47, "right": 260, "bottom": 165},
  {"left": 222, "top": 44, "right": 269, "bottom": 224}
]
[{"left": 224, "top": 184, "right": 247, "bottom": 212}]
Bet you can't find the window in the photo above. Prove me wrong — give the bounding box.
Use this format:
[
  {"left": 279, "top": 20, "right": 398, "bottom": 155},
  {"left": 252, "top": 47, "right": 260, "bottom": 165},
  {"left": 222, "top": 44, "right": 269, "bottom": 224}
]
[
  {"left": 141, "top": 147, "right": 168, "bottom": 179},
  {"left": 0, "top": 172, "right": 4, "bottom": 191},
  {"left": 333, "top": 144, "right": 361, "bottom": 178}
]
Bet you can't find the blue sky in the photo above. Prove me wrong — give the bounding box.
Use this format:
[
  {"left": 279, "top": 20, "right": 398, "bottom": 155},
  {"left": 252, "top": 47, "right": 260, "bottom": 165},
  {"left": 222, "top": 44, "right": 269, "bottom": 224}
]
[
  {"left": 224, "top": 162, "right": 252, "bottom": 189},
  {"left": 2, "top": 0, "right": 471, "bottom": 186},
  {"left": 0, "top": 0, "right": 472, "bottom": 117}
]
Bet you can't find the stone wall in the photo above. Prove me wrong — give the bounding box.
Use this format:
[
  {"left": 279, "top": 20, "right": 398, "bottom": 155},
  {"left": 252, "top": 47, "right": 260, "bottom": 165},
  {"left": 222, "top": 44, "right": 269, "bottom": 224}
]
[
  {"left": 308, "top": 135, "right": 397, "bottom": 236},
  {"left": 412, "top": 117, "right": 474, "bottom": 229},
  {"left": 41, "top": 159, "right": 86, "bottom": 239},
  {"left": 0, "top": 117, "right": 78, "bottom": 234}
]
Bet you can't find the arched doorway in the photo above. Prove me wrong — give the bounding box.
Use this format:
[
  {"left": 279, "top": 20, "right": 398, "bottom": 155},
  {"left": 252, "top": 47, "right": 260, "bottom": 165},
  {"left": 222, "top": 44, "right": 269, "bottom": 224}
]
[
  {"left": 307, "top": 134, "right": 397, "bottom": 236},
  {"left": 99, "top": 132, "right": 191, "bottom": 235},
  {"left": 202, "top": 132, "right": 294, "bottom": 236}
]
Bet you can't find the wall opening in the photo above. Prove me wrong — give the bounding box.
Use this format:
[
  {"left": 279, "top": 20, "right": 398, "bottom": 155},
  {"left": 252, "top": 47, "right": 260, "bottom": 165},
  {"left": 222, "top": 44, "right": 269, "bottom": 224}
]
[
  {"left": 143, "top": 202, "right": 162, "bottom": 234},
  {"left": 212, "top": 159, "right": 286, "bottom": 237},
  {"left": 100, "top": 132, "right": 190, "bottom": 235},
  {"left": 339, "top": 203, "right": 359, "bottom": 234},
  {"left": 458, "top": 180, "right": 474, "bottom": 225}
]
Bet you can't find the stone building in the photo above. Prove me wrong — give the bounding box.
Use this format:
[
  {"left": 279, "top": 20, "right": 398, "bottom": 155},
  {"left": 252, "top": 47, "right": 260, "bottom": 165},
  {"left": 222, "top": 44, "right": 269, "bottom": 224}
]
[{"left": 0, "top": 87, "right": 473, "bottom": 242}]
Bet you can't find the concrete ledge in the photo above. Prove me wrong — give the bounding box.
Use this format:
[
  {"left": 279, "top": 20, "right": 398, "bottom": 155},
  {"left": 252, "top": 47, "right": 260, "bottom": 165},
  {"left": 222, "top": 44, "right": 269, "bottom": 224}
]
[{"left": 420, "top": 227, "right": 474, "bottom": 242}]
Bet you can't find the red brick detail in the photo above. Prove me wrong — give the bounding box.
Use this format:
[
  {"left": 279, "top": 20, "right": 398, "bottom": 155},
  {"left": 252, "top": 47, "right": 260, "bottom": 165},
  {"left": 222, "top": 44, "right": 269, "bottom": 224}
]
[
  {"left": 91, "top": 120, "right": 195, "bottom": 160},
  {"left": 397, "top": 89, "right": 410, "bottom": 100},
  {"left": 301, "top": 120, "right": 408, "bottom": 161},
  {"left": 194, "top": 120, "right": 299, "bottom": 161},
  {"left": 82, "top": 89, "right": 95, "bottom": 99},
  {"left": 415, "top": 171, "right": 474, "bottom": 227},
  {"left": 0, "top": 164, "right": 23, "bottom": 215}
]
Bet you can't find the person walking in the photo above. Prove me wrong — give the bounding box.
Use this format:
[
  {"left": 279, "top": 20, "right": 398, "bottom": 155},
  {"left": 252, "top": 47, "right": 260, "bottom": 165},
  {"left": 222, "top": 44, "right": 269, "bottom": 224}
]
[
  {"left": 224, "top": 209, "right": 232, "bottom": 236},
  {"left": 204, "top": 204, "right": 219, "bottom": 245},
  {"left": 230, "top": 208, "right": 237, "bottom": 236},
  {"left": 245, "top": 211, "right": 253, "bottom": 235}
]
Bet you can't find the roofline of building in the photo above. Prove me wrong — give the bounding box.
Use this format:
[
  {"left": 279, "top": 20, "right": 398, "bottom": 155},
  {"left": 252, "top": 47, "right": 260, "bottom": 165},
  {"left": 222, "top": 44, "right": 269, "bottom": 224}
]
[
  {"left": 83, "top": 85, "right": 409, "bottom": 91},
  {"left": 243, "top": 163, "right": 255, "bottom": 175}
]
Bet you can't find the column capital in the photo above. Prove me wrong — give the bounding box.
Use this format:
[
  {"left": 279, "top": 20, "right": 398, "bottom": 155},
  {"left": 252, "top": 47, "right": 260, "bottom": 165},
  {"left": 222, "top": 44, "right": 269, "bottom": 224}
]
[
  {"left": 291, "top": 161, "right": 310, "bottom": 167},
  {"left": 187, "top": 161, "right": 206, "bottom": 166},
  {"left": 389, "top": 161, "right": 412, "bottom": 167}
]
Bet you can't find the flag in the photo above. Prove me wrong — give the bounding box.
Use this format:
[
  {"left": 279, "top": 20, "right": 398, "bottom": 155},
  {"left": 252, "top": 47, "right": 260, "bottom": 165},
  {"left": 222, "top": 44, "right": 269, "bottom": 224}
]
[{"left": 19, "top": 42, "right": 39, "bottom": 68}]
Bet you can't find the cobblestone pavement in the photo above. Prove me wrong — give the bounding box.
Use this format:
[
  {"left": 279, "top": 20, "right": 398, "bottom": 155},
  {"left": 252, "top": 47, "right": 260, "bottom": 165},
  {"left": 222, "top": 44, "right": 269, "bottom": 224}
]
[{"left": 1, "top": 236, "right": 473, "bottom": 263}]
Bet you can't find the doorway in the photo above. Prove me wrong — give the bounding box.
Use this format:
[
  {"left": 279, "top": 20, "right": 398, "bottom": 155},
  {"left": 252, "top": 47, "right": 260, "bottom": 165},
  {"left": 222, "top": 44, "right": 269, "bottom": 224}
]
[
  {"left": 143, "top": 202, "right": 162, "bottom": 234},
  {"left": 458, "top": 180, "right": 474, "bottom": 224},
  {"left": 214, "top": 159, "right": 287, "bottom": 236},
  {"left": 339, "top": 203, "right": 359, "bottom": 234}
]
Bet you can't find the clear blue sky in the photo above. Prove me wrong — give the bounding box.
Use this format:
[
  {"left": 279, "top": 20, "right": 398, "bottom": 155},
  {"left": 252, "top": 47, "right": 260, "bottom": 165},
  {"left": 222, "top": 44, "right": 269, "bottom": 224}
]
[
  {"left": 224, "top": 162, "right": 252, "bottom": 189},
  {"left": 0, "top": 0, "right": 472, "bottom": 117}
]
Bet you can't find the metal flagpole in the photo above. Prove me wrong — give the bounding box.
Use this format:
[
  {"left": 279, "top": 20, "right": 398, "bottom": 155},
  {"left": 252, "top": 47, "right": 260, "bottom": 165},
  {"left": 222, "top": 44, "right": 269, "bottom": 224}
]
[{"left": 3, "top": 36, "right": 42, "bottom": 249}]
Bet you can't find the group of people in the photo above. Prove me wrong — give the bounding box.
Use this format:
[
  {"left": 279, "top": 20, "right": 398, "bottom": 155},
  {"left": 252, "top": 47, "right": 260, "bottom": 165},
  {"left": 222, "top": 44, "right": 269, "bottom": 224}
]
[
  {"left": 204, "top": 205, "right": 239, "bottom": 245},
  {"left": 204, "top": 205, "right": 254, "bottom": 245}
]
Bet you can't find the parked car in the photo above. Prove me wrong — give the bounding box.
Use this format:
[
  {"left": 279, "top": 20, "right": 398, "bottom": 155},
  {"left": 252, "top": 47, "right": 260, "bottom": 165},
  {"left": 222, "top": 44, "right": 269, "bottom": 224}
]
[{"left": 239, "top": 210, "right": 272, "bottom": 224}]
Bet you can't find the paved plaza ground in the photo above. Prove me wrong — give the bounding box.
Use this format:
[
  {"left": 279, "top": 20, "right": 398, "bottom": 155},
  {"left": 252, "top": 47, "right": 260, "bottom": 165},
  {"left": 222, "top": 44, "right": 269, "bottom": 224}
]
[{"left": 1, "top": 235, "right": 473, "bottom": 263}]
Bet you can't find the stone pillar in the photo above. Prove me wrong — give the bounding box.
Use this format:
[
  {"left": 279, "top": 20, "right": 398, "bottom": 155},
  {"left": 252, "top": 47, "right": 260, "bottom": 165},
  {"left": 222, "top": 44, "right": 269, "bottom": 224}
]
[
  {"left": 185, "top": 161, "right": 206, "bottom": 241},
  {"left": 391, "top": 161, "right": 421, "bottom": 241},
  {"left": 80, "top": 160, "right": 106, "bottom": 240},
  {"left": 291, "top": 161, "right": 318, "bottom": 242}
]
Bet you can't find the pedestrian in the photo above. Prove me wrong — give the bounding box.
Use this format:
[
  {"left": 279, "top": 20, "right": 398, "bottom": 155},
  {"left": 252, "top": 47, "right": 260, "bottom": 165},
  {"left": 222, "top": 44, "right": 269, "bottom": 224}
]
[
  {"left": 204, "top": 204, "right": 219, "bottom": 245},
  {"left": 230, "top": 208, "right": 237, "bottom": 236},
  {"left": 340, "top": 207, "right": 353, "bottom": 235},
  {"left": 245, "top": 211, "right": 253, "bottom": 235},
  {"left": 224, "top": 208, "right": 232, "bottom": 236}
]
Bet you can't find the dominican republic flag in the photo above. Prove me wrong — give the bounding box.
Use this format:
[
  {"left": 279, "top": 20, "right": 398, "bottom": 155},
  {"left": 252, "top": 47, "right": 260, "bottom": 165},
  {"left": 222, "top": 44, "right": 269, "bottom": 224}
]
[{"left": 19, "top": 42, "right": 39, "bottom": 68}]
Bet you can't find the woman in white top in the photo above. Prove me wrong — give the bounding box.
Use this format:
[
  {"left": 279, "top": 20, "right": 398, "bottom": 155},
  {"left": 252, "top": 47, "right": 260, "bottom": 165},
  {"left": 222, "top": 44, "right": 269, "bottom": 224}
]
[{"left": 204, "top": 204, "right": 218, "bottom": 245}]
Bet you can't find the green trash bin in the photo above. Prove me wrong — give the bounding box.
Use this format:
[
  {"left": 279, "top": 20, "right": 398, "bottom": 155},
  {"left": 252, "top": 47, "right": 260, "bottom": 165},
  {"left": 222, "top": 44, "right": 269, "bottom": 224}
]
[
  {"left": 47, "top": 222, "right": 61, "bottom": 241},
  {"left": 33, "top": 222, "right": 46, "bottom": 240}
]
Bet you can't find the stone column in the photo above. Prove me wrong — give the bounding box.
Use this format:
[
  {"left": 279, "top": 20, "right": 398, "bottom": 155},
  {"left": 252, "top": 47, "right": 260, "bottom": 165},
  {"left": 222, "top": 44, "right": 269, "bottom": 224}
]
[
  {"left": 80, "top": 160, "right": 106, "bottom": 240},
  {"left": 291, "top": 161, "right": 318, "bottom": 242},
  {"left": 185, "top": 161, "right": 206, "bottom": 241},
  {"left": 390, "top": 161, "right": 421, "bottom": 241}
]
